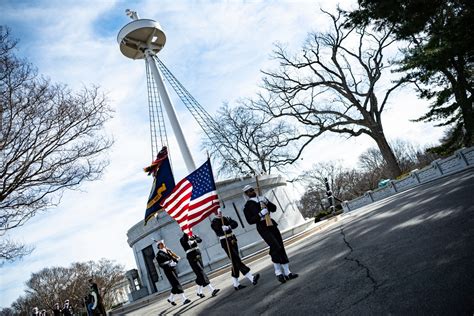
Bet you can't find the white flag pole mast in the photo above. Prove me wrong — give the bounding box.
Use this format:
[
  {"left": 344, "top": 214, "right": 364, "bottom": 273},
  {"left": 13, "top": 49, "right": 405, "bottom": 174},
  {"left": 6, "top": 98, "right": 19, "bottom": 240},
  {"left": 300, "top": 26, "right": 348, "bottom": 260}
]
[
  {"left": 145, "top": 50, "right": 196, "bottom": 173},
  {"left": 118, "top": 9, "right": 196, "bottom": 173}
]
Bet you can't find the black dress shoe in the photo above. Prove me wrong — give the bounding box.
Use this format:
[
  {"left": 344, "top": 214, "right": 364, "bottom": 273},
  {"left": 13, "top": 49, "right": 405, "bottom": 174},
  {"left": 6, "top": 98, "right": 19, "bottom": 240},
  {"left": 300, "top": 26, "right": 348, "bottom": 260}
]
[
  {"left": 211, "top": 288, "right": 220, "bottom": 297},
  {"left": 167, "top": 299, "right": 177, "bottom": 306},
  {"left": 277, "top": 274, "right": 286, "bottom": 283},
  {"left": 252, "top": 273, "right": 260, "bottom": 285},
  {"left": 197, "top": 293, "right": 205, "bottom": 298},
  {"left": 287, "top": 273, "right": 299, "bottom": 280},
  {"left": 234, "top": 284, "right": 246, "bottom": 291},
  {"left": 183, "top": 299, "right": 191, "bottom": 305}
]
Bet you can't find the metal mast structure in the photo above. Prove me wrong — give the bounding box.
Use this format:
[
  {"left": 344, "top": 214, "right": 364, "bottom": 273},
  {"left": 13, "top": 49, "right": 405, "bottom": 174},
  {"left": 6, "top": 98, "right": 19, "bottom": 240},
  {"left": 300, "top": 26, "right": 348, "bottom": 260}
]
[
  {"left": 118, "top": 9, "right": 196, "bottom": 172},
  {"left": 153, "top": 57, "right": 241, "bottom": 168},
  {"left": 118, "top": 10, "right": 242, "bottom": 174},
  {"left": 145, "top": 61, "right": 168, "bottom": 160}
]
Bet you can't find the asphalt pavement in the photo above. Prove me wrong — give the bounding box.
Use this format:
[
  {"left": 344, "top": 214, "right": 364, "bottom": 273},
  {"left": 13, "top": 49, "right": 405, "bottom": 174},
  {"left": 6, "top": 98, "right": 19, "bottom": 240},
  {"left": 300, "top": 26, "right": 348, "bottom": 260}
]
[{"left": 122, "top": 168, "right": 474, "bottom": 315}]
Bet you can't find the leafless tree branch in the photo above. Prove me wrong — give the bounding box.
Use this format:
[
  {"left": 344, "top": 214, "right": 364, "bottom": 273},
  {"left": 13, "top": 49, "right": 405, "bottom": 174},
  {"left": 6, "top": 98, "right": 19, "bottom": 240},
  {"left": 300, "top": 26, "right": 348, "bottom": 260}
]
[
  {"left": 202, "top": 102, "right": 308, "bottom": 176},
  {"left": 257, "top": 10, "right": 407, "bottom": 178},
  {"left": 0, "top": 27, "right": 114, "bottom": 262}
]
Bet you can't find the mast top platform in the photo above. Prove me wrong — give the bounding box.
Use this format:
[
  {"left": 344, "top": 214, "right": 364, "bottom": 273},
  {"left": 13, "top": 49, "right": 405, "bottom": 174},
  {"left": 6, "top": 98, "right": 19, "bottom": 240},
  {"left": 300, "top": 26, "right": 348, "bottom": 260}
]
[{"left": 118, "top": 10, "right": 166, "bottom": 60}]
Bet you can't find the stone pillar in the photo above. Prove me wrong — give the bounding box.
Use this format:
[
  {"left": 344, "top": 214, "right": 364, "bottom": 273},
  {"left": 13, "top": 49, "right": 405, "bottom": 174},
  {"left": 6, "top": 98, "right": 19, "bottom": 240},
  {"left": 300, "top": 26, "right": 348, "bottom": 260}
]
[{"left": 125, "top": 269, "right": 148, "bottom": 302}]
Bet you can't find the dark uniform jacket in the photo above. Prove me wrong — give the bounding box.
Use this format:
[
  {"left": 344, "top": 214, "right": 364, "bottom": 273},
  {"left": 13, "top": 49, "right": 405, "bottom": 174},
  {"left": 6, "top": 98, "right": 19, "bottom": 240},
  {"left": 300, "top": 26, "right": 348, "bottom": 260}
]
[
  {"left": 179, "top": 234, "right": 210, "bottom": 286},
  {"left": 210, "top": 216, "right": 238, "bottom": 237},
  {"left": 210, "top": 216, "right": 251, "bottom": 277},
  {"left": 243, "top": 197, "right": 278, "bottom": 228},
  {"left": 62, "top": 304, "right": 73, "bottom": 316},
  {"left": 243, "top": 196, "right": 289, "bottom": 264},
  {"left": 155, "top": 249, "right": 184, "bottom": 294},
  {"left": 179, "top": 234, "right": 203, "bottom": 260}
]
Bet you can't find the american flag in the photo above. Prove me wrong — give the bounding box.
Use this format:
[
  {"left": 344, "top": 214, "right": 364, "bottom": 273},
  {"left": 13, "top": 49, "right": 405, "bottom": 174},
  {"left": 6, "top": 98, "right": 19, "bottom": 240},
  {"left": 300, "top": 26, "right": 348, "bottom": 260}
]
[{"left": 160, "top": 159, "right": 219, "bottom": 235}]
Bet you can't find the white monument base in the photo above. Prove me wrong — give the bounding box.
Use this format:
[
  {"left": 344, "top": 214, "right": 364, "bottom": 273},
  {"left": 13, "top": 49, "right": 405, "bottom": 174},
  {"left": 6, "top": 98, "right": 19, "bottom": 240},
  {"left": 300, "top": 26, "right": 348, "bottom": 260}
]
[{"left": 126, "top": 174, "right": 305, "bottom": 299}]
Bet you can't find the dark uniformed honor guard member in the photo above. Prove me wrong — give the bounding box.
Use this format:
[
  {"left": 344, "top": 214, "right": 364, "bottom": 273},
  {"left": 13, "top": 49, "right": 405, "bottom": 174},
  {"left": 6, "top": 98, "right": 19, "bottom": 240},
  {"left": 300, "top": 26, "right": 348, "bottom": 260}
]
[
  {"left": 211, "top": 209, "right": 260, "bottom": 290},
  {"left": 242, "top": 184, "right": 298, "bottom": 283},
  {"left": 179, "top": 233, "right": 220, "bottom": 298},
  {"left": 62, "top": 300, "right": 73, "bottom": 316},
  {"left": 155, "top": 240, "right": 191, "bottom": 305}
]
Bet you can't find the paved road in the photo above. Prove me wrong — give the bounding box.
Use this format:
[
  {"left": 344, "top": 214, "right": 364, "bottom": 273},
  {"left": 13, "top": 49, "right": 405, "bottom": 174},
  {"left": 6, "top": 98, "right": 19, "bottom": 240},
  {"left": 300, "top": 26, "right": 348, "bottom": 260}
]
[{"left": 126, "top": 168, "right": 474, "bottom": 315}]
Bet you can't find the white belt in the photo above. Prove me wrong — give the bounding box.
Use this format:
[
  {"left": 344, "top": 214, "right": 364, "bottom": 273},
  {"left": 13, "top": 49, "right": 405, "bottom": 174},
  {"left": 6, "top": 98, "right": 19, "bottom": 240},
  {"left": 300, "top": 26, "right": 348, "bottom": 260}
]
[
  {"left": 219, "top": 234, "right": 234, "bottom": 240},
  {"left": 163, "top": 260, "right": 173, "bottom": 265},
  {"left": 186, "top": 247, "right": 199, "bottom": 254}
]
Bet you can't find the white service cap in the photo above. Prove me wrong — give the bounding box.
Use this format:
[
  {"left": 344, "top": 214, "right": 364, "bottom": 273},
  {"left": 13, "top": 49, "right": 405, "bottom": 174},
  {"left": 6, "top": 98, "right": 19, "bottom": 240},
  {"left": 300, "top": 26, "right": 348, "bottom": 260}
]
[{"left": 242, "top": 184, "right": 254, "bottom": 192}]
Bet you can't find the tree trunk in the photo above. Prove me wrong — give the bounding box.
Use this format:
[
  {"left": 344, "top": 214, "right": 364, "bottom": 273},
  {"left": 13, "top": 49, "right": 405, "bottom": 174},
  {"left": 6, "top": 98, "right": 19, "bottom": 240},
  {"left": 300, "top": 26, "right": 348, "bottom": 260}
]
[
  {"left": 371, "top": 127, "right": 402, "bottom": 179},
  {"left": 462, "top": 101, "right": 474, "bottom": 147},
  {"left": 453, "top": 61, "right": 474, "bottom": 147},
  {"left": 456, "top": 92, "right": 474, "bottom": 148}
]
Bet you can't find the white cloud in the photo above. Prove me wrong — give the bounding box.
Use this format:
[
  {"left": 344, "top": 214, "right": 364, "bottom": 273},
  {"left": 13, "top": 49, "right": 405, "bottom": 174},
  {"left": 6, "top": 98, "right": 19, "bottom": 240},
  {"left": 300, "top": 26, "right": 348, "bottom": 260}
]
[{"left": 0, "top": 0, "right": 445, "bottom": 308}]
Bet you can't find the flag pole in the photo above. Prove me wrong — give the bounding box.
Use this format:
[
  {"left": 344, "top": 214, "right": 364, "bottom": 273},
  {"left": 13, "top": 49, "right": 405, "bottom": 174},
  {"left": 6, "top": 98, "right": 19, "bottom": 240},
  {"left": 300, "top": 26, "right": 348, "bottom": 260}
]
[
  {"left": 255, "top": 174, "right": 273, "bottom": 226},
  {"left": 220, "top": 205, "right": 236, "bottom": 278}
]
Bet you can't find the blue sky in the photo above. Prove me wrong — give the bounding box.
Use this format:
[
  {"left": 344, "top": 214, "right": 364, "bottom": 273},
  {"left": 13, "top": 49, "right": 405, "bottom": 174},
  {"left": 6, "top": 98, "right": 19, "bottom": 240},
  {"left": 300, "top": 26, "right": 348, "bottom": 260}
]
[{"left": 0, "top": 0, "right": 444, "bottom": 308}]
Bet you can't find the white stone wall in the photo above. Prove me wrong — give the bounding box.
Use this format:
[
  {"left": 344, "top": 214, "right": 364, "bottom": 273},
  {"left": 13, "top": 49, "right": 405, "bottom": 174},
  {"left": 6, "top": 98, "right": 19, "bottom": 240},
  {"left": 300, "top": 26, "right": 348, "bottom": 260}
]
[{"left": 343, "top": 146, "right": 474, "bottom": 212}]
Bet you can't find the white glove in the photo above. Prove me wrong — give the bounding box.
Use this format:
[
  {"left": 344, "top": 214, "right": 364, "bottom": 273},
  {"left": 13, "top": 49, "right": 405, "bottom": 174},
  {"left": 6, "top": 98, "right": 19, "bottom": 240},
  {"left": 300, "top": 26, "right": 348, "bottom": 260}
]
[
  {"left": 170, "top": 261, "right": 177, "bottom": 267},
  {"left": 222, "top": 225, "right": 230, "bottom": 232},
  {"left": 260, "top": 208, "right": 269, "bottom": 216}
]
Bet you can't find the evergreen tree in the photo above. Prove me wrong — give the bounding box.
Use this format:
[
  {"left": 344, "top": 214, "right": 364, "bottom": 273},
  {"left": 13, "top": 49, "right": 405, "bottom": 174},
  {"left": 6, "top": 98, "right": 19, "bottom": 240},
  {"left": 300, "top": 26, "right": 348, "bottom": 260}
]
[{"left": 349, "top": 0, "right": 473, "bottom": 154}]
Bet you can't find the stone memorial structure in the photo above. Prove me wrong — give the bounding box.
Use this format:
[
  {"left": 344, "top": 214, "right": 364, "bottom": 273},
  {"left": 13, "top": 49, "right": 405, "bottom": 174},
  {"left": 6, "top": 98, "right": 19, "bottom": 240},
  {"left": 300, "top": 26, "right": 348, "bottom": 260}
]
[
  {"left": 126, "top": 174, "right": 305, "bottom": 298},
  {"left": 117, "top": 10, "right": 307, "bottom": 301}
]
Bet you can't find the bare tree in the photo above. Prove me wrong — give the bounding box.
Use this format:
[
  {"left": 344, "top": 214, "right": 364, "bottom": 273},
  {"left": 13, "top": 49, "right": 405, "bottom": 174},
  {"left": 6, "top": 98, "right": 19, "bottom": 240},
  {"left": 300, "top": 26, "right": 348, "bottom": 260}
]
[
  {"left": 0, "top": 27, "right": 114, "bottom": 261},
  {"left": 10, "top": 259, "right": 125, "bottom": 315},
  {"left": 298, "top": 140, "right": 438, "bottom": 219},
  {"left": 0, "top": 238, "right": 33, "bottom": 265},
  {"left": 10, "top": 294, "right": 35, "bottom": 316},
  {"left": 26, "top": 266, "right": 71, "bottom": 312},
  {"left": 300, "top": 161, "right": 363, "bottom": 202},
  {"left": 0, "top": 307, "right": 14, "bottom": 316},
  {"left": 298, "top": 187, "right": 324, "bottom": 218},
  {"left": 298, "top": 161, "right": 363, "bottom": 218},
  {"left": 255, "top": 10, "right": 407, "bottom": 178},
  {"left": 203, "top": 102, "right": 306, "bottom": 176},
  {"left": 358, "top": 139, "right": 439, "bottom": 178},
  {"left": 93, "top": 258, "right": 127, "bottom": 310},
  {"left": 358, "top": 147, "right": 387, "bottom": 184}
]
